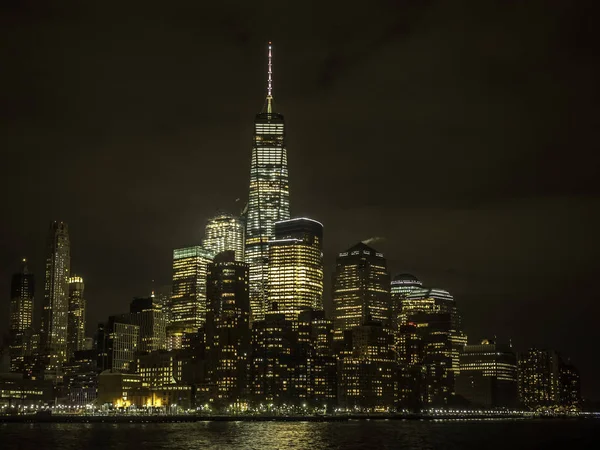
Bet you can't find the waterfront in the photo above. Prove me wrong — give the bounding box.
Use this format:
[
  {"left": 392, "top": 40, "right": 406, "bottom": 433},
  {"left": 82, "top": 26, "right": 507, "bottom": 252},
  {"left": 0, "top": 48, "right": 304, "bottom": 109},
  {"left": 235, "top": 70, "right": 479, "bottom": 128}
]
[{"left": 1, "top": 420, "right": 599, "bottom": 449}]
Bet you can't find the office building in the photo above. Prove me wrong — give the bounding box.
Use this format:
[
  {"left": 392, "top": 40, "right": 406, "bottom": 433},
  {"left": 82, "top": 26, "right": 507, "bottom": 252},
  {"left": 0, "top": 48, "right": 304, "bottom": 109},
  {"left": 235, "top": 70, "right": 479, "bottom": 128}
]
[
  {"left": 171, "top": 245, "right": 214, "bottom": 332},
  {"left": 206, "top": 251, "right": 251, "bottom": 408},
  {"left": 390, "top": 273, "right": 422, "bottom": 333},
  {"left": 337, "top": 320, "right": 396, "bottom": 411},
  {"left": 40, "top": 221, "right": 71, "bottom": 366},
  {"left": 8, "top": 259, "right": 35, "bottom": 372},
  {"left": 67, "top": 276, "right": 86, "bottom": 360},
  {"left": 127, "top": 297, "right": 167, "bottom": 353},
  {"left": 204, "top": 213, "right": 245, "bottom": 262},
  {"left": 332, "top": 243, "right": 391, "bottom": 339},
  {"left": 97, "top": 317, "right": 139, "bottom": 373},
  {"left": 245, "top": 43, "right": 291, "bottom": 322},
  {"left": 267, "top": 218, "right": 324, "bottom": 321},
  {"left": 250, "top": 309, "right": 296, "bottom": 406},
  {"left": 517, "top": 348, "right": 580, "bottom": 409},
  {"left": 455, "top": 339, "right": 518, "bottom": 408}
]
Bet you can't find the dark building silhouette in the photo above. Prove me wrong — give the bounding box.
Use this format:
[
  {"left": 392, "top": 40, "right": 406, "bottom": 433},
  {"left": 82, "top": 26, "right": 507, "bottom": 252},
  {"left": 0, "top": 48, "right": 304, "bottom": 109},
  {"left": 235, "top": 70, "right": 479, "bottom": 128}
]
[
  {"left": 205, "top": 251, "right": 251, "bottom": 409},
  {"left": 8, "top": 259, "right": 35, "bottom": 372},
  {"left": 455, "top": 339, "right": 518, "bottom": 408}
]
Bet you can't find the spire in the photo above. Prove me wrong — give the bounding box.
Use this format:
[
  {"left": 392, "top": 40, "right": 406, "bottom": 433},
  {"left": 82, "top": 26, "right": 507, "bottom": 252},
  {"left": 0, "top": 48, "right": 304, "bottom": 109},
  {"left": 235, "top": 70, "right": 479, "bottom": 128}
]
[
  {"left": 265, "top": 41, "right": 273, "bottom": 114},
  {"left": 21, "top": 257, "right": 29, "bottom": 274}
]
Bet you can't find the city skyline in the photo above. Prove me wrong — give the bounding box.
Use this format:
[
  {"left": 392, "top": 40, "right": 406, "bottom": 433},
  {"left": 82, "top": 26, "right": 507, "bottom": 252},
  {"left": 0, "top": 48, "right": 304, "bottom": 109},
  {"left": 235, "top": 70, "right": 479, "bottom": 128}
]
[{"left": 1, "top": 1, "right": 598, "bottom": 403}]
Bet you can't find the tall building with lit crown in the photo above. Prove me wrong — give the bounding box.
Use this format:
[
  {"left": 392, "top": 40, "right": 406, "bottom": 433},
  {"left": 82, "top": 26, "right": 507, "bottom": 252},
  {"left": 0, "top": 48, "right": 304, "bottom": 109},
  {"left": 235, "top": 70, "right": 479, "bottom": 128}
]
[
  {"left": 9, "top": 259, "right": 35, "bottom": 371},
  {"left": 40, "top": 221, "right": 71, "bottom": 366},
  {"left": 171, "top": 245, "right": 214, "bottom": 333},
  {"left": 67, "top": 276, "right": 86, "bottom": 360},
  {"left": 203, "top": 213, "right": 245, "bottom": 262},
  {"left": 206, "top": 251, "right": 251, "bottom": 408},
  {"left": 267, "top": 218, "right": 324, "bottom": 321},
  {"left": 245, "top": 42, "right": 291, "bottom": 322},
  {"left": 332, "top": 243, "right": 391, "bottom": 339}
]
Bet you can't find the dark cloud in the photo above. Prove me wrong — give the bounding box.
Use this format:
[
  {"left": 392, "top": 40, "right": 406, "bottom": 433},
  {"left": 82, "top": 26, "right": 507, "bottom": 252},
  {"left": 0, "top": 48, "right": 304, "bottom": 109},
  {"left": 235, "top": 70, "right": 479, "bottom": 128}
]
[{"left": 1, "top": 0, "right": 599, "bottom": 398}]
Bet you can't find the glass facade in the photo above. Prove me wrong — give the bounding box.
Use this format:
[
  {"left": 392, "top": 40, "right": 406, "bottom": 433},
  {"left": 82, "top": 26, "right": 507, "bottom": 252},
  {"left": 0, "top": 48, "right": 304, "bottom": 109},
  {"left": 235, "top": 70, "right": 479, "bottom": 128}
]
[
  {"left": 171, "top": 246, "right": 214, "bottom": 332},
  {"left": 40, "top": 221, "right": 71, "bottom": 366},
  {"left": 203, "top": 213, "right": 245, "bottom": 262},
  {"left": 245, "top": 44, "right": 291, "bottom": 322},
  {"left": 267, "top": 218, "right": 323, "bottom": 321}
]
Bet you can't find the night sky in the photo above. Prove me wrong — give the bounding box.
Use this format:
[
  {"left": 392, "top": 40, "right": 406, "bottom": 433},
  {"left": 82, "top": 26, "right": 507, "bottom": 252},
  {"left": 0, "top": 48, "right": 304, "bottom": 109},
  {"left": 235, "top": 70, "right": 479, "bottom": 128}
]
[{"left": 1, "top": 1, "right": 599, "bottom": 398}]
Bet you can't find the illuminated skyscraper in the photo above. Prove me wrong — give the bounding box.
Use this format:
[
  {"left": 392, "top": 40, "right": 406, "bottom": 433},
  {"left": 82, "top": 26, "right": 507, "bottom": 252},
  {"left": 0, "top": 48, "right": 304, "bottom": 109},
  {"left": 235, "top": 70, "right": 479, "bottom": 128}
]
[
  {"left": 40, "top": 221, "right": 71, "bottom": 365},
  {"left": 9, "top": 258, "right": 35, "bottom": 371},
  {"left": 127, "top": 297, "right": 167, "bottom": 353},
  {"left": 245, "top": 42, "right": 291, "bottom": 322},
  {"left": 332, "top": 243, "right": 391, "bottom": 339},
  {"left": 267, "top": 218, "right": 323, "bottom": 321},
  {"left": 206, "top": 251, "right": 251, "bottom": 407},
  {"left": 171, "top": 246, "right": 214, "bottom": 332},
  {"left": 203, "top": 213, "right": 245, "bottom": 262},
  {"left": 67, "top": 276, "right": 86, "bottom": 360}
]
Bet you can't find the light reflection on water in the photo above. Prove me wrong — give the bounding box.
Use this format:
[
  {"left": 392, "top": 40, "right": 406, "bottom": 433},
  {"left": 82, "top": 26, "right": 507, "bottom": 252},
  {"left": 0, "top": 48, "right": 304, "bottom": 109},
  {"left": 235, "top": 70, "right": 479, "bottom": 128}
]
[{"left": 0, "top": 420, "right": 598, "bottom": 450}]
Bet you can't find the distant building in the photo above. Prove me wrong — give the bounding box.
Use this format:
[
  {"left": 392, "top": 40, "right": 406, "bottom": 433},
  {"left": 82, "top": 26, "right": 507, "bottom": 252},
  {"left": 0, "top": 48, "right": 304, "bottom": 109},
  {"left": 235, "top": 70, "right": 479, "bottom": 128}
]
[
  {"left": 171, "top": 246, "right": 214, "bottom": 333},
  {"left": 203, "top": 213, "right": 245, "bottom": 262},
  {"left": 97, "top": 371, "right": 142, "bottom": 407},
  {"left": 62, "top": 349, "right": 97, "bottom": 405},
  {"left": 390, "top": 273, "right": 422, "bottom": 334},
  {"left": 245, "top": 43, "right": 291, "bottom": 323},
  {"left": 205, "top": 251, "right": 251, "bottom": 408},
  {"left": 402, "top": 288, "right": 467, "bottom": 375},
  {"left": 250, "top": 309, "right": 296, "bottom": 406},
  {"left": 40, "top": 221, "right": 71, "bottom": 367},
  {"left": 518, "top": 349, "right": 581, "bottom": 410},
  {"left": 127, "top": 297, "right": 167, "bottom": 353},
  {"left": 297, "top": 309, "right": 337, "bottom": 407},
  {"left": 455, "top": 339, "right": 518, "bottom": 408},
  {"left": 97, "top": 317, "right": 139, "bottom": 373},
  {"left": 267, "top": 218, "right": 324, "bottom": 321},
  {"left": 332, "top": 243, "right": 391, "bottom": 339},
  {"left": 8, "top": 259, "right": 35, "bottom": 372},
  {"left": 67, "top": 276, "right": 86, "bottom": 360},
  {"left": 337, "top": 320, "right": 396, "bottom": 411}
]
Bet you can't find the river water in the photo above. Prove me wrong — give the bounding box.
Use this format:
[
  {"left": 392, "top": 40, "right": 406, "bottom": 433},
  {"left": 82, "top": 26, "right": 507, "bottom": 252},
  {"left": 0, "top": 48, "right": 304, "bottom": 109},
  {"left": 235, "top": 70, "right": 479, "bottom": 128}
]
[{"left": 1, "top": 419, "right": 598, "bottom": 449}]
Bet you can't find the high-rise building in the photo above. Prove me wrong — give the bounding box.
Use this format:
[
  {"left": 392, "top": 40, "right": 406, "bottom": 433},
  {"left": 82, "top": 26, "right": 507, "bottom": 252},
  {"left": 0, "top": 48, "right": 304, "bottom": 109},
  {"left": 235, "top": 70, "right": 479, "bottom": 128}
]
[
  {"left": 267, "top": 218, "right": 324, "bottom": 321},
  {"left": 517, "top": 348, "right": 572, "bottom": 409},
  {"left": 9, "top": 259, "right": 35, "bottom": 372},
  {"left": 40, "top": 221, "right": 71, "bottom": 366},
  {"left": 250, "top": 309, "right": 296, "bottom": 406},
  {"left": 203, "top": 213, "right": 245, "bottom": 262},
  {"left": 127, "top": 297, "right": 167, "bottom": 353},
  {"left": 337, "top": 319, "right": 396, "bottom": 411},
  {"left": 97, "top": 316, "right": 139, "bottom": 373},
  {"left": 455, "top": 339, "right": 518, "bottom": 408},
  {"left": 402, "top": 288, "right": 467, "bottom": 375},
  {"left": 245, "top": 43, "right": 291, "bottom": 322},
  {"left": 205, "top": 251, "right": 251, "bottom": 408},
  {"left": 297, "top": 309, "right": 337, "bottom": 407},
  {"left": 67, "top": 276, "right": 86, "bottom": 360},
  {"left": 390, "top": 273, "right": 422, "bottom": 333},
  {"left": 171, "top": 246, "right": 214, "bottom": 333},
  {"left": 332, "top": 243, "right": 391, "bottom": 339},
  {"left": 558, "top": 361, "right": 581, "bottom": 409},
  {"left": 152, "top": 284, "right": 172, "bottom": 326}
]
